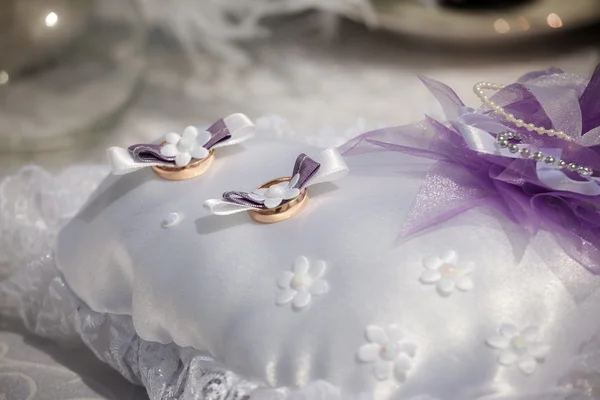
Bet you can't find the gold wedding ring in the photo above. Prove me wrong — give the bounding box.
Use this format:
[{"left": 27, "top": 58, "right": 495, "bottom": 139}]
[
  {"left": 248, "top": 177, "right": 309, "bottom": 224},
  {"left": 152, "top": 149, "right": 215, "bottom": 181}
]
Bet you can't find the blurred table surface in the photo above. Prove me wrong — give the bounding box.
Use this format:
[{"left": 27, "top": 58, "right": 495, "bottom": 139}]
[{"left": 0, "top": 18, "right": 598, "bottom": 399}]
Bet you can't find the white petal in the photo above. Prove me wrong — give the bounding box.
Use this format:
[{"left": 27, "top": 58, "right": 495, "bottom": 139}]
[
  {"left": 374, "top": 359, "right": 393, "bottom": 381},
  {"left": 422, "top": 255, "right": 441, "bottom": 270},
  {"left": 387, "top": 325, "right": 405, "bottom": 342},
  {"left": 196, "top": 130, "right": 212, "bottom": 146},
  {"left": 454, "top": 275, "right": 473, "bottom": 292},
  {"left": 357, "top": 343, "right": 380, "bottom": 363},
  {"left": 394, "top": 354, "right": 413, "bottom": 373},
  {"left": 498, "top": 351, "right": 518, "bottom": 366},
  {"left": 441, "top": 249, "right": 458, "bottom": 263},
  {"left": 400, "top": 342, "right": 417, "bottom": 358},
  {"left": 182, "top": 126, "right": 198, "bottom": 139},
  {"left": 419, "top": 270, "right": 441, "bottom": 284},
  {"left": 289, "top": 173, "right": 300, "bottom": 188},
  {"left": 272, "top": 181, "right": 290, "bottom": 191},
  {"left": 264, "top": 197, "right": 283, "bottom": 209},
  {"left": 252, "top": 188, "right": 268, "bottom": 196},
  {"left": 294, "top": 256, "right": 310, "bottom": 274},
  {"left": 366, "top": 325, "right": 388, "bottom": 345},
  {"left": 277, "top": 271, "right": 294, "bottom": 289},
  {"left": 500, "top": 324, "right": 519, "bottom": 338},
  {"left": 191, "top": 146, "right": 209, "bottom": 160},
  {"left": 521, "top": 326, "right": 539, "bottom": 342},
  {"left": 486, "top": 336, "right": 509, "bottom": 349},
  {"left": 518, "top": 354, "right": 537, "bottom": 375},
  {"left": 309, "top": 279, "right": 329, "bottom": 295},
  {"left": 310, "top": 260, "right": 327, "bottom": 279},
  {"left": 528, "top": 344, "right": 550, "bottom": 359},
  {"left": 248, "top": 193, "right": 266, "bottom": 202},
  {"left": 292, "top": 290, "right": 311, "bottom": 309},
  {"left": 437, "top": 278, "right": 455, "bottom": 296},
  {"left": 160, "top": 144, "right": 178, "bottom": 157},
  {"left": 282, "top": 188, "right": 301, "bottom": 200},
  {"left": 175, "top": 152, "right": 192, "bottom": 166},
  {"left": 276, "top": 289, "right": 296, "bottom": 305},
  {"left": 165, "top": 132, "right": 181, "bottom": 144}
]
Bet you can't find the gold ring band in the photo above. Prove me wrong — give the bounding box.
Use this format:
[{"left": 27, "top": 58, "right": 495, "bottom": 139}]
[
  {"left": 152, "top": 149, "right": 215, "bottom": 181},
  {"left": 248, "top": 177, "right": 309, "bottom": 224}
]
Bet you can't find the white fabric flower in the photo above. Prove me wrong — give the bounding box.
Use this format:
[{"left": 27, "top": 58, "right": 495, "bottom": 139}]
[
  {"left": 420, "top": 250, "right": 473, "bottom": 296},
  {"left": 486, "top": 324, "right": 550, "bottom": 375},
  {"left": 249, "top": 174, "right": 301, "bottom": 209},
  {"left": 357, "top": 325, "right": 416, "bottom": 382},
  {"left": 160, "top": 126, "right": 212, "bottom": 167},
  {"left": 276, "top": 256, "right": 329, "bottom": 310}
]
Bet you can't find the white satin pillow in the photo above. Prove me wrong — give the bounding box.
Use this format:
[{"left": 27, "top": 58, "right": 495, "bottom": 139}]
[{"left": 56, "top": 137, "right": 600, "bottom": 399}]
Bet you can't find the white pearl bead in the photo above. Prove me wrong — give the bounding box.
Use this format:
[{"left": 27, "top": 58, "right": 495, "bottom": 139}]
[{"left": 161, "top": 212, "right": 181, "bottom": 228}]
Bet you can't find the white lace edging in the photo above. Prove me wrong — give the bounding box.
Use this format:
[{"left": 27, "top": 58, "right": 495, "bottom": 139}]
[{"left": 0, "top": 165, "right": 108, "bottom": 280}]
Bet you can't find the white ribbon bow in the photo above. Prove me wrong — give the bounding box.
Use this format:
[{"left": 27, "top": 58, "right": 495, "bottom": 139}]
[
  {"left": 106, "top": 113, "right": 255, "bottom": 175},
  {"left": 204, "top": 147, "right": 349, "bottom": 216}
]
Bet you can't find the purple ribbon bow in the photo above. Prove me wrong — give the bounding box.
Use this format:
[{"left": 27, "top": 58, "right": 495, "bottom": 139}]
[
  {"left": 128, "top": 119, "right": 232, "bottom": 164},
  {"left": 340, "top": 65, "right": 600, "bottom": 273}
]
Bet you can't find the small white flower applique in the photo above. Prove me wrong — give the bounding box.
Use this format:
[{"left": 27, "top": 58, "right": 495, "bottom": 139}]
[
  {"left": 357, "top": 325, "right": 417, "bottom": 382},
  {"left": 276, "top": 256, "right": 329, "bottom": 310},
  {"left": 160, "top": 126, "right": 212, "bottom": 166},
  {"left": 420, "top": 250, "right": 473, "bottom": 296},
  {"left": 249, "top": 174, "right": 301, "bottom": 209},
  {"left": 486, "top": 324, "right": 550, "bottom": 375}
]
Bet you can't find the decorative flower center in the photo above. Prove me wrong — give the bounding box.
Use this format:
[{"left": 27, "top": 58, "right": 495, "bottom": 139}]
[
  {"left": 379, "top": 342, "right": 400, "bottom": 361},
  {"left": 439, "top": 263, "right": 456, "bottom": 276},
  {"left": 177, "top": 136, "right": 196, "bottom": 152},
  {"left": 290, "top": 273, "right": 312, "bottom": 290},
  {"left": 511, "top": 336, "right": 528, "bottom": 354},
  {"left": 266, "top": 184, "right": 286, "bottom": 198}
]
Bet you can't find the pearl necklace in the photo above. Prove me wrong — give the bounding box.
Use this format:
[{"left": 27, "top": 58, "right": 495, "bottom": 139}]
[
  {"left": 494, "top": 131, "right": 592, "bottom": 177},
  {"left": 473, "top": 82, "right": 573, "bottom": 142},
  {"left": 473, "top": 82, "right": 594, "bottom": 178}
]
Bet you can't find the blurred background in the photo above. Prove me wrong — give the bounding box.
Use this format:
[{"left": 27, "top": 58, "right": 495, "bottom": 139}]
[{"left": 1, "top": 0, "right": 600, "bottom": 398}]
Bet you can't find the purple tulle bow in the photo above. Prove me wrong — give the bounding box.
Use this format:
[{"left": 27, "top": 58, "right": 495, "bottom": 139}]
[{"left": 340, "top": 65, "right": 600, "bottom": 273}]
